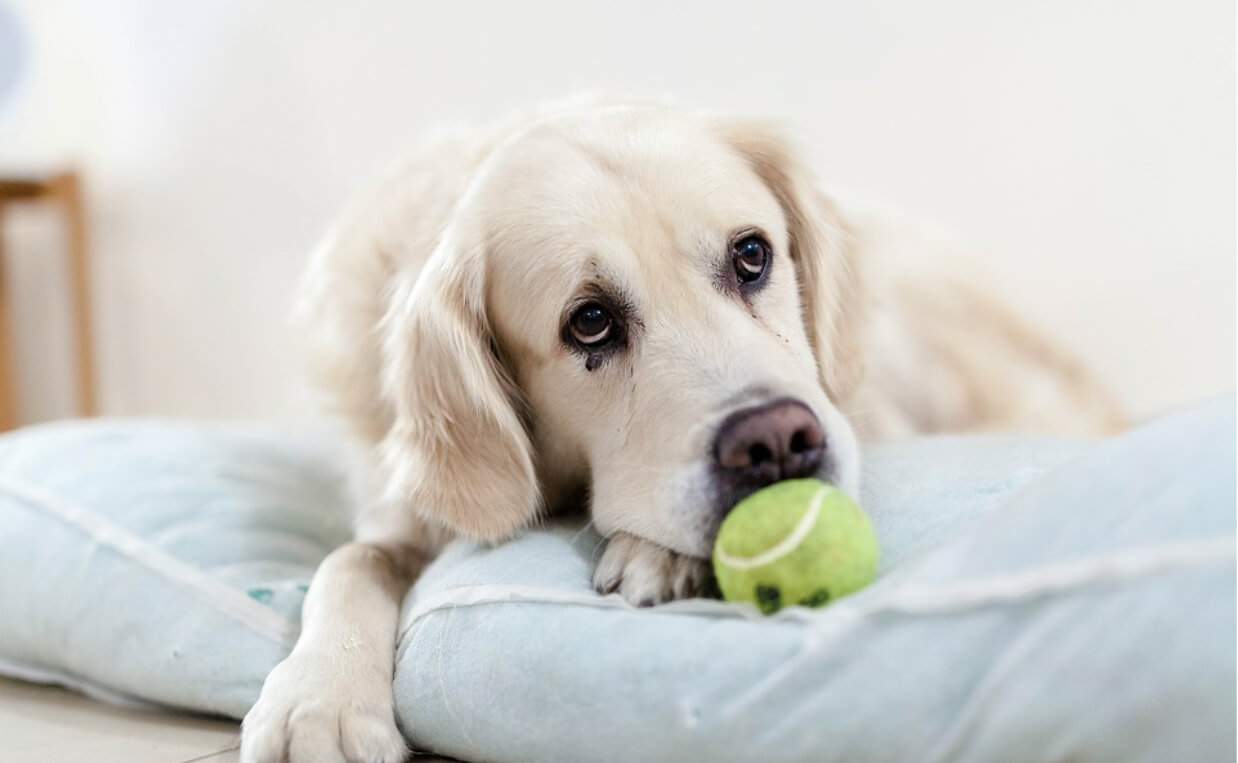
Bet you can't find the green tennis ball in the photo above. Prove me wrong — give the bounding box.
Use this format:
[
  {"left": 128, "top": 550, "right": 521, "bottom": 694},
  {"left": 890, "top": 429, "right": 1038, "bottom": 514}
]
[{"left": 712, "top": 479, "right": 879, "bottom": 614}]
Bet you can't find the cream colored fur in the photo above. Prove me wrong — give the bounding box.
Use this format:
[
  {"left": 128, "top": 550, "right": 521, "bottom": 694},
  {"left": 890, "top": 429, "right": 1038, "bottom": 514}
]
[{"left": 242, "top": 99, "right": 1122, "bottom": 762}]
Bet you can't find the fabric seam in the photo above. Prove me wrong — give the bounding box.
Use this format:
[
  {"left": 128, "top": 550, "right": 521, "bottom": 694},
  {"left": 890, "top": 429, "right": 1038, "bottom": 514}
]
[
  {"left": 398, "top": 538, "right": 1235, "bottom": 641},
  {"left": 0, "top": 476, "right": 300, "bottom": 649}
]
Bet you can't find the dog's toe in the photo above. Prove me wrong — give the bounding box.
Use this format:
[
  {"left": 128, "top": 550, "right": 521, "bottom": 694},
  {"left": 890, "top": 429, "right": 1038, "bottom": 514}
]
[
  {"left": 285, "top": 705, "right": 350, "bottom": 763},
  {"left": 340, "top": 707, "right": 410, "bottom": 763},
  {"left": 671, "top": 553, "right": 713, "bottom": 599},
  {"left": 239, "top": 702, "right": 289, "bottom": 763},
  {"left": 593, "top": 532, "right": 713, "bottom": 606},
  {"left": 241, "top": 650, "right": 408, "bottom": 763}
]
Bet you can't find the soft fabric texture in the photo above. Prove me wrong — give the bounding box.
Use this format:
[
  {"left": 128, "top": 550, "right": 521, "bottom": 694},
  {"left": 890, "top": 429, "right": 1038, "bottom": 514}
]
[
  {"left": 0, "top": 401, "right": 1233, "bottom": 762},
  {"left": 393, "top": 400, "right": 1235, "bottom": 762},
  {"left": 0, "top": 421, "right": 349, "bottom": 717}
]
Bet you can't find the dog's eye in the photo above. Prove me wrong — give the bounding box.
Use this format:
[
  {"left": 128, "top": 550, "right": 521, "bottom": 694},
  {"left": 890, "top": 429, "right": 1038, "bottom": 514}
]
[
  {"left": 732, "top": 233, "right": 771, "bottom": 284},
  {"left": 569, "top": 303, "right": 614, "bottom": 347}
]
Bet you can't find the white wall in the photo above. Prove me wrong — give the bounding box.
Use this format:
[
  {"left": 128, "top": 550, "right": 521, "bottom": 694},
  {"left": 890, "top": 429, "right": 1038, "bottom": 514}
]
[{"left": 0, "top": 0, "right": 1232, "bottom": 424}]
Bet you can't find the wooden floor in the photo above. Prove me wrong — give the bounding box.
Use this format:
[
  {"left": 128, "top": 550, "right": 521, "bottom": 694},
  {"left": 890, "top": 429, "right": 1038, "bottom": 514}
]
[
  {"left": 0, "top": 677, "right": 240, "bottom": 762},
  {"left": 0, "top": 677, "right": 460, "bottom": 762}
]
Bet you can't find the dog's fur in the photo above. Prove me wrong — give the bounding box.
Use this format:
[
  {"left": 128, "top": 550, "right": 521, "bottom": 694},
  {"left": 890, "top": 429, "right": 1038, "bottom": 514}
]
[{"left": 240, "top": 99, "right": 1123, "bottom": 762}]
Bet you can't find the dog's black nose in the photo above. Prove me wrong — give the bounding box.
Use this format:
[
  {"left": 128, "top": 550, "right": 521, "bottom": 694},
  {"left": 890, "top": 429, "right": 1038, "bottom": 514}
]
[{"left": 713, "top": 398, "right": 826, "bottom": 487}]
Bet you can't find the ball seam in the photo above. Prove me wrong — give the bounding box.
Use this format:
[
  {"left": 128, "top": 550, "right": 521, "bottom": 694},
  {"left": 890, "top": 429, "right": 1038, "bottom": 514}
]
[{"left": 714, "top": 485, "right": 830, "bottom": 571}]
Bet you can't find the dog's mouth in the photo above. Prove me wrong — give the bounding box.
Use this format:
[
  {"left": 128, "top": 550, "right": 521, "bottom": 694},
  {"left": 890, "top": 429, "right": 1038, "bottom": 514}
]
[
  {"left": 707, "top": 459, "right": 838, "bottom": 526},
  {"left": 653, "top": 396, "right": 844, "bottom": 557}
]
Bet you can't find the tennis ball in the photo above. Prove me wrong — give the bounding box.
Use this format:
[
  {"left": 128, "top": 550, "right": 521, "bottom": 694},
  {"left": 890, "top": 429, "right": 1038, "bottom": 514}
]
[{"left": 712, "top": 479, "right": 879, "bottom": 614}]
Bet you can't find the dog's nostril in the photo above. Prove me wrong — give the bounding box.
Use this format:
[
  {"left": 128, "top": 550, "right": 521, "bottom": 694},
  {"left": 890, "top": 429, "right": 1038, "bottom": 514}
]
[
  {"left": 714, "top": 398, "right": 827, "bottom": 481},
  {"left": 748, "top": 443, "right": 773, "bottom": 466},
  {"left": 789, "top": 429, "right": 808, "bottom": 454},
  {"left": 791, "top": 423, "right": 824, "bottom": 454}
]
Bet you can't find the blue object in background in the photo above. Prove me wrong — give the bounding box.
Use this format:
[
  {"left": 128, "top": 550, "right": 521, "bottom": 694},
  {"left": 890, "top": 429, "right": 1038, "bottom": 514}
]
[{"left": 0, "top": 3, "right": 28, "bottom": 123}]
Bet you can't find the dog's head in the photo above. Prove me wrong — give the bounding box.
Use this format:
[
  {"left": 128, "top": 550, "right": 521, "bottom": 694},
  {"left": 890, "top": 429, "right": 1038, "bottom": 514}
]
[{"left": 380, "top": 105, "right": 863, "bottom": 557}]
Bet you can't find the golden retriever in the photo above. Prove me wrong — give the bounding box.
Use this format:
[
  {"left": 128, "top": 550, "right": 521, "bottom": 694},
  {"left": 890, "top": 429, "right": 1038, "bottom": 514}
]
[{"left": 240, "top": 98, "right": 1122, "bottom": 762}]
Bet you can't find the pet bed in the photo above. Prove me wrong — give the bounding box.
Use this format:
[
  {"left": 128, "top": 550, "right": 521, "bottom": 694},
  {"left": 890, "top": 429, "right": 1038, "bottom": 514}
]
[{"left": 0, "top": 401, "right": 1232, "bottom": 761}]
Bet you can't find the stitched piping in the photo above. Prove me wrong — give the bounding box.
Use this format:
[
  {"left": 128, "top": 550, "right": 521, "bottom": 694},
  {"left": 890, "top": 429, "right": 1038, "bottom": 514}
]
[{"left": 0, "top": 477, "right": 300, "bottom": 649}]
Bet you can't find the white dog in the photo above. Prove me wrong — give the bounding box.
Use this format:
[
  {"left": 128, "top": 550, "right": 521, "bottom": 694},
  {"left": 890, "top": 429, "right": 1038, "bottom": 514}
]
[{"left": 241, "top": 99, "right": 1122, "bottom": 762}]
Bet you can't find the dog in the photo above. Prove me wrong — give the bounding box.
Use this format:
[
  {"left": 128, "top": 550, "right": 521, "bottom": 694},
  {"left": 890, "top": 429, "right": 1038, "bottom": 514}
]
[{"left": 240, "top": 98, "right": 1123, "bottom": 762}]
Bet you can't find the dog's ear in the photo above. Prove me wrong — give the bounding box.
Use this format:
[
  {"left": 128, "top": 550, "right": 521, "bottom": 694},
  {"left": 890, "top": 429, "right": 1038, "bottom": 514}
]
[
  {"left": 376, "top": 229, "right": 540, "bottom": 542},
  {"left": 716, "top": 120, "right": 866, "bottom": 402}
]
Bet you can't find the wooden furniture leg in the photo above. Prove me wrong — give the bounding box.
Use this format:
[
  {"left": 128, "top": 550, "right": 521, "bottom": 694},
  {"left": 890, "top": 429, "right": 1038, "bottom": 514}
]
[
  {"left": 0, "top": 172, "right": 98, "bottom": 429},
  {"left": 0, "top": 226, "right": 15, "bottom": 430},
  {"left": 54, "top": 172, "right": 97, "bottom": 417}
]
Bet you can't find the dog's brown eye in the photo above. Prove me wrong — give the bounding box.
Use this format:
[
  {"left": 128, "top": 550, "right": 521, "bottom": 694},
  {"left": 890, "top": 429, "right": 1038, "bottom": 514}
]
[
  {"left": 733, "top": 234, "right": 770, "bottom": 284},
  {"left": 569, "top": 303, "right": 614, "bottom": 346}
]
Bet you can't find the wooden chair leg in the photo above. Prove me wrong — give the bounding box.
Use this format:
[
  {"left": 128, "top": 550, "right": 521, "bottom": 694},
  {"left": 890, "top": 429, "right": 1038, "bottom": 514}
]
[
  {"left": 53, "top": 172, "right": 97, "bottom": 417},
  {"left": 0, "top": 223, "right": 16, "bottom": 431}
]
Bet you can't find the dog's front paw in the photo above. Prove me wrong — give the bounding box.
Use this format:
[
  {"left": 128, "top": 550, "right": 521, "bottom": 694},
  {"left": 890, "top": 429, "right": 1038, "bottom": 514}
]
[
  {"left": 241, "top": 649, "right": 408, "bottom": 763},
  {"left": 593, "top": 532, "right": 715, "bottom": 606}
]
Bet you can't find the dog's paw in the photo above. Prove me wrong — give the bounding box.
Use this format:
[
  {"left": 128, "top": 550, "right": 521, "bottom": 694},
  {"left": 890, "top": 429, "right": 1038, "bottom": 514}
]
[
  {"left": 241, "top": 649, "right": 408, "bottom": 763},
  {"left": 593, "top": 532, "right": 715, "bottom": 606}
]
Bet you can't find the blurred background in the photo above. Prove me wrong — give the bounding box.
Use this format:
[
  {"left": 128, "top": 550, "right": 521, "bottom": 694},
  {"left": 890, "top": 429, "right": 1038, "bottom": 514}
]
[{"left": 0, "top": 0, "right": 1232, "bottom": 427}]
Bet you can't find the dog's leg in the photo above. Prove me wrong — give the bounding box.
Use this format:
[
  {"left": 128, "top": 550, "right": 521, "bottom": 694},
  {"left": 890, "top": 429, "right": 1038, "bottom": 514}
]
[
  {"left": 593, "top": 531, "right": 714, "bottom": 606},
  {"left": 241, "top": 540, "right": 426, "bottom": 763}
]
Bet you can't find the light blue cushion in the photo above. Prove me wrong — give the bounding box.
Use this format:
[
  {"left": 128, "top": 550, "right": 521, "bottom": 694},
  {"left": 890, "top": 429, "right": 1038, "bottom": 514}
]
[
  {"left": 0, "top": 401, "right": 1232, "bottom": 762},
  {"left": 394, "top": 399, "right": 1234, "bottom": 762},
  {"left": 0, "top": 421, "right": 350, "bottom": 716}
]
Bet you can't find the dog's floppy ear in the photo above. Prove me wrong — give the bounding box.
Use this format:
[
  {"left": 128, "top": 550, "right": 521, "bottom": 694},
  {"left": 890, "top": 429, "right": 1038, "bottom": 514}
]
[
  {"left": 377, "top": 228, "right": 540, "bottom": 542},
  {"left": 716, "top": 120, "right": 866, "bottom": 402}
]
